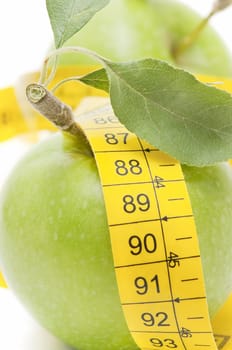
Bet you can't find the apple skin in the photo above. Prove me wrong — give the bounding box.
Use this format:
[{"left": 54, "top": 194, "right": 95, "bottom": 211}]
[
  {"left": 0, "top": 133, "right": 232, "bottom": 350},
  {"left": 59, "top": 0, "right": 232, "bottom": 77},
  {"left": 1, "top": 1, "right": 232, "bottom": 349}
]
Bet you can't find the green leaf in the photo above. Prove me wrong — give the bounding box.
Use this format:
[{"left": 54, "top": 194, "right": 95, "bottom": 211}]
[
  {"left": 102, "top": 58, "right": 232, "bottom": 166},
  {"left": 79, "top": 68, "right": 109, "bottom": 92},
  {"left": 46, "top": 0, "right": 110, "bottom": 48}
]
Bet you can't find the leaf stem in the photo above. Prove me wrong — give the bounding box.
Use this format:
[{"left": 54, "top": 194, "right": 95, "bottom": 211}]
[
  {"left": 39, "top": 46, "right": 106, "bottom": 86},
  {"left": 51, "top": 76, "right": 83, "bottom": 93},
  {"left": 44, "top": 55, "right": 59, "bottom": 87},
  {"left": 39, "top": 57, "right": 50, "bottom": 85}
]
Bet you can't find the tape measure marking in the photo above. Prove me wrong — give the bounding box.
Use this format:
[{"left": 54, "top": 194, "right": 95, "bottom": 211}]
[
  {"left": 77, "top": 104, "right": 217, "bottom": 350},
  {"left": 212, "top": 294, "right": 232, "bottom": 350},
  {"left": 1, "top": 72, "right": 232, "bottom": 349}
]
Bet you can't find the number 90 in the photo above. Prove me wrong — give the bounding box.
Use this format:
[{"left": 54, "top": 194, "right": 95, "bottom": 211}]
[{"left": 128, "top": 233, "right": 157, "bottom": 255}]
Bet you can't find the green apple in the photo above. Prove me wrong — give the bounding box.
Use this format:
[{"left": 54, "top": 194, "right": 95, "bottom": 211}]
[
  {"left": 0, "top": 131, "right": 232, "bottom": 350},
  {"left": 1, "top": 1, "right": 232, "bottom": 350},
  {"left": 59, "top": 0, "right": 232, "bottom": 77}
]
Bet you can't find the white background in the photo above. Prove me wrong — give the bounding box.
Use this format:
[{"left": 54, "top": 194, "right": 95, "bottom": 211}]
[{"left": 0, "top": 1, "right": 232, "bottom": 349}]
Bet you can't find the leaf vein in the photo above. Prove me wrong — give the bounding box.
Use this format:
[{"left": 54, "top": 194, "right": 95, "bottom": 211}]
[{"left": 107, "top": 64, "right": 231, "bottom": 139}]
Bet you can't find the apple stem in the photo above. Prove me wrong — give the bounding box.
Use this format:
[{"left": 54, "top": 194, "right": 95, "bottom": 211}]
[
  {"left": 26, "top": 83, "right": 92, "bottom": 154},
  {"left": 172, "top": 12, "right": 214, "bottom": 60},
  {"left": 173, "top": 0, "right": 232, "bottom": 61}
]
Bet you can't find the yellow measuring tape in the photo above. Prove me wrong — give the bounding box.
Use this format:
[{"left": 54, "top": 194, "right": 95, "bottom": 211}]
[
  {"left": 77, "top": 103, "right": 232, "bottom": 350},
  {"left": 0, "top": 68, "right": 232, "bottom": 349}
]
